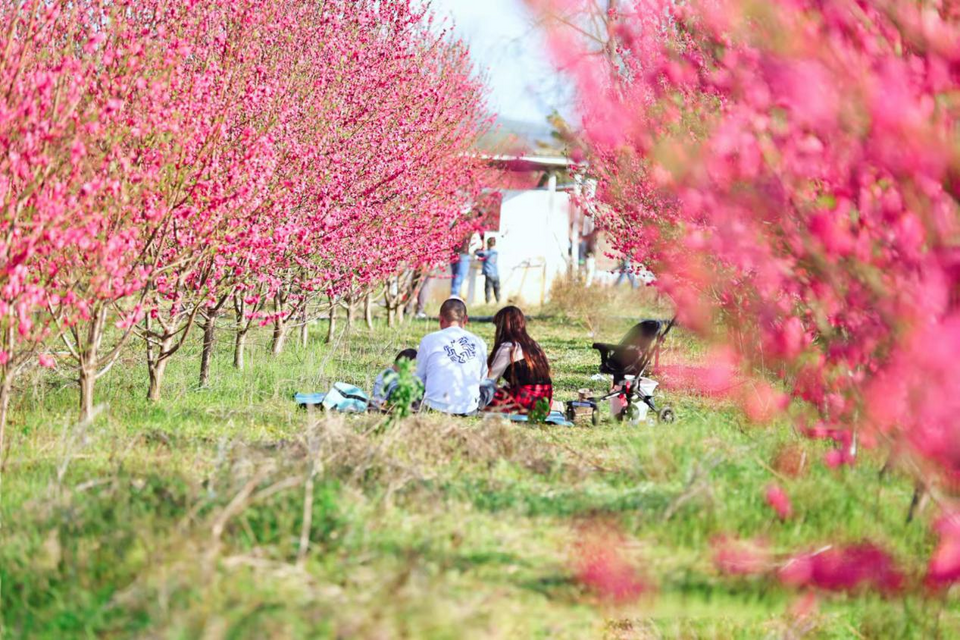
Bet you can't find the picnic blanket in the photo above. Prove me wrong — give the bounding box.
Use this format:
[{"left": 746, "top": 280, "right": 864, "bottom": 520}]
[
  {"left": 504, "top": 410, "right": 574, "bottom": 427},
  {"left": 296, "top": 385, "right": 573, "bottom": 425}
]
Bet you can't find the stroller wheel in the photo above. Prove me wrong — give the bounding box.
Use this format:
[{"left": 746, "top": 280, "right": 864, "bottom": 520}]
[
  {"left": 621, "top": 403, "right": 643, "bottom": 424},
  {"left": 565, "top": 404, "right": 576, "bottom": 423},
  {"left": 658, "top": 407, "right": 676, "bottom": 423}
]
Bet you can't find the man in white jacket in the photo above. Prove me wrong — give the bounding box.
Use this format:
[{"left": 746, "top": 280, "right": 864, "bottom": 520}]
[{"left": 416, "top": 298, "right": 488, "bottom": 415}]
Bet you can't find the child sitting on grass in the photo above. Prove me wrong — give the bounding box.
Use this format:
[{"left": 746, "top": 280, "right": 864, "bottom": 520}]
[{"left": 371, "top": 348, "right": 419, "bottom": 410}]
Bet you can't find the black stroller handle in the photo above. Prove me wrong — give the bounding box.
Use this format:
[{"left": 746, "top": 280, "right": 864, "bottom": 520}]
[
  {"left": 635, "top": 316, "right": 675, "bottom": 375},
  {"left": 661, "top": 317, "right": 677, "bottom": 336},
  {"left": 590, "top": 317, "right": 677, "bottom": 382},
  {"left": 591, "top": 342, "right": 622, "bottom": 352}
]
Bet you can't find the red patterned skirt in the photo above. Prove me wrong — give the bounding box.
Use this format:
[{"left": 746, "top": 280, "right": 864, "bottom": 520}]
[{"left": 483, "top": 383, "right": 553, "bottom": 414}]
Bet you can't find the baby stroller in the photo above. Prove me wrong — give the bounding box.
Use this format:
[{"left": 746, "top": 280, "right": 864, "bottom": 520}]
[{"left": 566, "top": 319, "right": 676, "bottom": 426}]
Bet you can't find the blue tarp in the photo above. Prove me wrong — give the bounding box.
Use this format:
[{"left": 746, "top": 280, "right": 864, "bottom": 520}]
[
  {"left": 294, "top": 392, "right": 326, "bottom": 406},
  {"left": 295, "top": 390, "right": 575, "bottom": 426},
  {"left": 506, "top": 410, "right": 574, "bottom": 427}
]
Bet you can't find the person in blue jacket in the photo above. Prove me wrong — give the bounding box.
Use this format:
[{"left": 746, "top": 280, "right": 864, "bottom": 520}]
[
  {"left": 475, "top": 237, "right": 500, "bottom": 304},
  {"left": 450, "top": 238, "right": 471, "bottom": 298}
]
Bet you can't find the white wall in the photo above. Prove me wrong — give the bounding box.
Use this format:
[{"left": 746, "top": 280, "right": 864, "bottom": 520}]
[
  {"left": 420, "top": 188, "right": 573, "bottom": 310},
  {"left": 492, "top": 189, "right": 571, "bottom": 306}
]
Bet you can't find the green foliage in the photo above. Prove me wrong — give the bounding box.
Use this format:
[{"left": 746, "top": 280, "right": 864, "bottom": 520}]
[
  {"left": 528, "top": 398, "right": 551, "bottom": 424},
  {"left": 388, "top": 357, "right": 423, "bottom": 420}
]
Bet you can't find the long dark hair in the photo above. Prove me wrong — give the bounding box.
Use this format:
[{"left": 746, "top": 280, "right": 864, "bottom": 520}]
[{"left": 488, "top": 306, "right": 550, "bottom": 381}]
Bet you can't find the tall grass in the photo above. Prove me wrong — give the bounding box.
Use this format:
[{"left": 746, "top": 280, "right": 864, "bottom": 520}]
[
  {"left": 545, "top": 274, "right": 670, "bottom": 337},
  {"left": 1, "top": 314, "right": 951, "bottom": 638}
]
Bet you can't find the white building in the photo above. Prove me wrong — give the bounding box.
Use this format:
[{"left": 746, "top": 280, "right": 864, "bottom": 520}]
[{"left": 422, "top": 155, "right": 585, "bottom": 308}]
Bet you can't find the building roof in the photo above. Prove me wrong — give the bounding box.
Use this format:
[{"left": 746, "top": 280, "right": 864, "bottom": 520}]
[{"left": 478, "top": 154, "right": 578, "bottom": 171}]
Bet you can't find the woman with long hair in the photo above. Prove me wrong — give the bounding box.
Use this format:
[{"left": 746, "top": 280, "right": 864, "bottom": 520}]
[{"left": 482, "top": 306, "right": 553, "bottom": 414}]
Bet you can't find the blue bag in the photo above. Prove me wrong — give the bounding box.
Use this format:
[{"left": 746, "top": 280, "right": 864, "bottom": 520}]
[
  {"left": 320, "top": 382, "right": 369, "bottom": 413},
  {"left": 294, "top": 392, "right": 326, "bottom": 408},
  {"left": 507, "top": 410, "right": 574, "bottom": 427}
]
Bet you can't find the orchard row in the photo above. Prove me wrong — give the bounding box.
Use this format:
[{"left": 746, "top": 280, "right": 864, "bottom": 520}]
[{"left": 0, "top": 0, "right": 489, "bottom": 440}]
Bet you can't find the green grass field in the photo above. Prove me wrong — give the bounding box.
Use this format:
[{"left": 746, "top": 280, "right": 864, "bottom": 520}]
[{"left": 2, "top": 301, "right": 956, "bottom": 638}]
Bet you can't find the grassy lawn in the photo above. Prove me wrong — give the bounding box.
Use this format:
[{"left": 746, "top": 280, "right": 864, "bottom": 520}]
[{"left": 1, "top": 302, "right": 955, "bottom": 638}]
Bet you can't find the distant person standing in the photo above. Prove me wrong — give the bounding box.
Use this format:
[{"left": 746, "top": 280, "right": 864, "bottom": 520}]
[
  {"left": 475, "top": 237, "right": 501, "bottom": 304},
  {"left": 450, "top": 238, "right": 471, "bottom": 298},
  {"left": 407, "top": 268, "right": 430, "bottom": 319},
  {"left": 581, "top": 230, "right": 598, "bottom": 287},
  {"left": 615, "top": 257, "right": 639, "bottom": 289}
]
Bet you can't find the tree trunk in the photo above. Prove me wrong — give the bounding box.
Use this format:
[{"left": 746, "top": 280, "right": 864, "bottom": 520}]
[
  {"left": 78, "top": 309, "right": 106, "bottom": 422},
  {"left": 346, "top": 296, "right": 356, "bottom": 329},
  {"left": 0, "top": 374, "right": 12, "bottom": 468},
  {"left": 386, "top": 277, "right": 399, "bottom": 328},
  {"left": 0, "top": 323, "right": 12, "bottom": 463},
  {"left": 270, "top": 292, "right": 288, "bottom": 356},
  {"left": 364, "top": 292, "right": 374, "bottom": 330},
  {"left": 146, "top": 336, "right": 175, "bottom": 402},
  {"left": 272, "top": 316, "right": 287, "bottom": 355},
  {"left": 234, "top": 329, "right": 247, "bottom": 370},
  {"left": 199, "top": 309, "right": 218, "bottom": 388},
  {"left": 233, "top": 293, "right": 247, "bottom": 369},
  {"left": 399, "top": 274, "right": 410, "bottom": 324},
  {"left": 406, "top": 271, "right": 424, "bottom": 316},
  {"left": 147, "top": 360, "right": 165, "bottom": 402},
  {"left": 78, "top": 363, "right": 96, "bottom": 422},
  {"left": 298, "top": 302, "right": 309, "bottom": 349},
  {"left": 325, "top": 301, "right": 336, "bottom": 344}
]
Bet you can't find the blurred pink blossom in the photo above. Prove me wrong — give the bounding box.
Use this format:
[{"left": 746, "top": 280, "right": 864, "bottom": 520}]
[{"left": 765, "top": 484, "right": 793, "bottom": 520}]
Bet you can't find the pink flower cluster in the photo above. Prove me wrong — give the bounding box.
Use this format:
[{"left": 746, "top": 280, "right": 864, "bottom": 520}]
[
  {"left": 712, "top": 536, "right": 904, "bottom": 595},
  {"left": 0, "top": 0, "right": 488, "bottom": 418},
  {"left": 571, "top": 526, "right": 649, "bottom": 604},
  {"left": 779, "top": 544, "right": 904, "bottom": 595},
  {"left": 765, "top": 484, "right": 793, "bottom": 521},
  {"left": 533, "top": 0, "right": 960, "bottom": 593},
  {"left": 537, "top": 0, "right": 960, "bottom": 458}
]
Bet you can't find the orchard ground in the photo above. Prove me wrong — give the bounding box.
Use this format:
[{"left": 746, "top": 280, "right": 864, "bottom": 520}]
[{"left": 2, "top": 287, "right": 954, "bottom": 638}]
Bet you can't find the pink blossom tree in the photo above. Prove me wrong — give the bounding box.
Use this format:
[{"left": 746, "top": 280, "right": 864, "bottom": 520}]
[
  {"left": 1, "top": 0, "right": 489, "bottom": 417},
  {"left": 38, "top": 0, "right": 267, "bottom": 414},
  {"left": 239, "top": 0, "right": 489, "bottom": 356},
  {"left": 1, "top": 1, "right": 190, "bottom": 425},
  {"left": 533, "top": 0, "right": 960, "bottom": 589},
  {"left": 133, "top": 0, "right": 297, "bottom": 400},
  {"left": 0, "top": 2, "right": 93, "bottom": 445}
]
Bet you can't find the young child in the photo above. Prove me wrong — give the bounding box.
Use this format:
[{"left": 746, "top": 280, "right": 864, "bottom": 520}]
[
  {"left": 371, "top": 348, "right": 418, "bottom": 410},
  {"left": 475, "top": 237, "right": 500, "bottom": 304}
]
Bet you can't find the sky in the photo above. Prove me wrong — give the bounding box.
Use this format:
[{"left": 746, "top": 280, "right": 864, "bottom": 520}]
[{"left": 430, "top": 0, "right": 572, "bottom": 125}]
